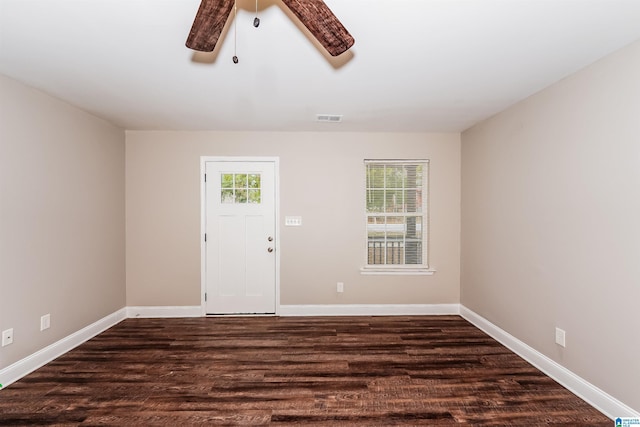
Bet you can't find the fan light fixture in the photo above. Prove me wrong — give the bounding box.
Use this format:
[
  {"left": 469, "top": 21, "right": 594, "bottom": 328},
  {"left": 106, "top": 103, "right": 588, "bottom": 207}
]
[{"left": 186, "top": 0, "right": 355, "bottom": 62}]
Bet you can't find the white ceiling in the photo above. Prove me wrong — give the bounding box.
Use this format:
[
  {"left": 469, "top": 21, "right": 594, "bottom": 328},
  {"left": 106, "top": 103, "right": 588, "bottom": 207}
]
[{"left": 2, "top": 0, "right": 640, "bottom": 132}]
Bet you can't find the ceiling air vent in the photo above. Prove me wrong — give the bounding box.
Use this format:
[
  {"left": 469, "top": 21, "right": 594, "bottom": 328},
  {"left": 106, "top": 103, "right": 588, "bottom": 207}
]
[{"left": 316, "top": 114, "right": 343, "bottom": 123}]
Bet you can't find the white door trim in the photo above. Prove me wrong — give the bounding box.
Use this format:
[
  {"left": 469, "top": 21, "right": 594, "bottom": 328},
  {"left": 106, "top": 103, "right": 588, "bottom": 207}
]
[{"left": 200, "top": 156, "right": 280, "bottom": 316}]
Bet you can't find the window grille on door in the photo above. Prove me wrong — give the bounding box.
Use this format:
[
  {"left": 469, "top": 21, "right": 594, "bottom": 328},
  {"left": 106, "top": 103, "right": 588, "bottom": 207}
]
[{"left": 221, "top": 173, "right": 261, "bottom": 204}]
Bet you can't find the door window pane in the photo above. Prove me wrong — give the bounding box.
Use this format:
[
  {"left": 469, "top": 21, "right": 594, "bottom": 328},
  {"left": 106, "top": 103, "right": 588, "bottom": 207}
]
[
  {"left": 248, "top": 174, "right": 261, "bottom": 188},
  {"left": 221, "top": 174, "right": 234, "bottom": 188},
  {"left": 221, "top": 173, "right": 261, "bottom": 204}
]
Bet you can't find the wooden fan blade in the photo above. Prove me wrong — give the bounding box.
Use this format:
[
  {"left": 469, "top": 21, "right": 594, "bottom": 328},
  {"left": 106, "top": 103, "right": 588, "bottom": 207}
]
[
  {"left": 280, "top": 0, "right": 354, "bottom": 56},
  {"left": 186, "top": 0, "right": 235, "bottom": 52}
]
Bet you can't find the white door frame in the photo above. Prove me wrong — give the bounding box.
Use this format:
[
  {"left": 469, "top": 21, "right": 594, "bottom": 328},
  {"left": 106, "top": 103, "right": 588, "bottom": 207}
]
[{"left": 200, "top": 156, "right": 280, "bottom": 316}]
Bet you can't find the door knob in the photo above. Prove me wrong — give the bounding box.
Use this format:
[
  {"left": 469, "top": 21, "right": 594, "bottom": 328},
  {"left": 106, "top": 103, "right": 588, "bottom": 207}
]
[
  {"left": 267, "top": 236, "right": 273, "bottom": 242},
  {"left": 267, "top": 247, "right": 274, "bottom": 253}
]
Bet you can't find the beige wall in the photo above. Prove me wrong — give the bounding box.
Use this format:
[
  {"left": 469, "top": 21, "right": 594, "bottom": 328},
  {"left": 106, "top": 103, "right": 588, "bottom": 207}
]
[
  {"left": 0, "top": 75, "right": 126, "bottom": 368},
  {"left": 461, "top": 40, "right": 640, "bottom": 411},
  {"left": 126, "top": 132, "right": 461, "bottom": 306}
]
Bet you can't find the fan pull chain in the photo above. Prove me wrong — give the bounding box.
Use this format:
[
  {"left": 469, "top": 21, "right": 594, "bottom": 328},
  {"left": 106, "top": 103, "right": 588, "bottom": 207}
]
[
  {"left": 253, "top": 0, "right": 260, "bottom": 27},
  {"left": 232, "top": 0, "right": 239, "bottom": 63}
]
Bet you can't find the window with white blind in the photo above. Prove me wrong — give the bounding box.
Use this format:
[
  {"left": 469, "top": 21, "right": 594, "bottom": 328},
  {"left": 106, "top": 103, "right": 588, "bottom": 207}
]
[{"left": 364, "top": 160, "right": 429, "bottom": 271}]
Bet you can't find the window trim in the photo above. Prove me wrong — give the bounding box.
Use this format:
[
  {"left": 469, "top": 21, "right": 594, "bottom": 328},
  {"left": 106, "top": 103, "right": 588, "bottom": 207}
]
[{"left": 362, "top": 159, "right": 433, "bottom": 274}]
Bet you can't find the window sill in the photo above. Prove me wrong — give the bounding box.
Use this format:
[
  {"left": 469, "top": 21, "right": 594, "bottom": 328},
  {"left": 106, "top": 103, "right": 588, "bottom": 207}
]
[{"left": 360, "top": 267, "right": 436, "bottom": 276}]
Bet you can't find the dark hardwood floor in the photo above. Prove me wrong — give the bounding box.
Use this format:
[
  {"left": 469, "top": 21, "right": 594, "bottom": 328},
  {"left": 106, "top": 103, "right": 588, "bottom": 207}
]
[{"left": 0, "top": 316, "right": 609, "bottom": 425}]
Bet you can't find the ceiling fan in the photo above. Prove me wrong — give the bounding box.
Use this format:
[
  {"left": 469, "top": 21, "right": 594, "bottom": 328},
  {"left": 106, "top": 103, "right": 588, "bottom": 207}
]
[{"left": 185, "top": 0, "right": 355, "bottom": 57}]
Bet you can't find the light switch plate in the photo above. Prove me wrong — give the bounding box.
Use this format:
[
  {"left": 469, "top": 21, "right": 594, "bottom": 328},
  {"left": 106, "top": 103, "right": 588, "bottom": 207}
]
[{"left": 285, "top": 216, "right": 302, "bottom": 226}]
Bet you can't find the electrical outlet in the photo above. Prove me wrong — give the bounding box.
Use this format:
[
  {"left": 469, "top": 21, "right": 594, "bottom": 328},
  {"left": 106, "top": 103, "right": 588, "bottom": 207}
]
[
  {"left": 337, "top": 282, "right": 344, "bottom": 293},
  {"left": 41, "top": 314, "right": 51, "bottom": 331},
  {"left": 2, "top": 328, "right": 14, "bottom": 347},
  {"left": 555, "top": 327, "right": 566, "bottom": 347}
]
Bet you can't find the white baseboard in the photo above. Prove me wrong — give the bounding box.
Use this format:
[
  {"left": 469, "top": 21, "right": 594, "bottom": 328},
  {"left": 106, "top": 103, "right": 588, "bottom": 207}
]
[
  {"left": 126, "top": 306, "right": 201, "bottom": 318},
  {"left": 460, "top": 305, "right": 639, "bottom": 419},
  {"left": 0, "top": 308, "right": 126, "bottom": 390},
  {"left": 278, "top": 304, "right": 460, "bottom": 316},
  {"left": 125, "top": 304, "right": 460, "bottom": 318}
]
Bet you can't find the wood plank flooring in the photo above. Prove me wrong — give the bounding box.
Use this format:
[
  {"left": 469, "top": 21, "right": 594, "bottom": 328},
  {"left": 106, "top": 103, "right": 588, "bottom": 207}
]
[{"left": 0, "top": 316, "right": 610, "bottom": 425}]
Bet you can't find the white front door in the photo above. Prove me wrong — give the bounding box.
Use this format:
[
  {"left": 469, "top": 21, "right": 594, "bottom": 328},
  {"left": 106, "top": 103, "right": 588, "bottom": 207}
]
[{"left": 204, "top": 160, "right": 277, "bottom": 314}]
